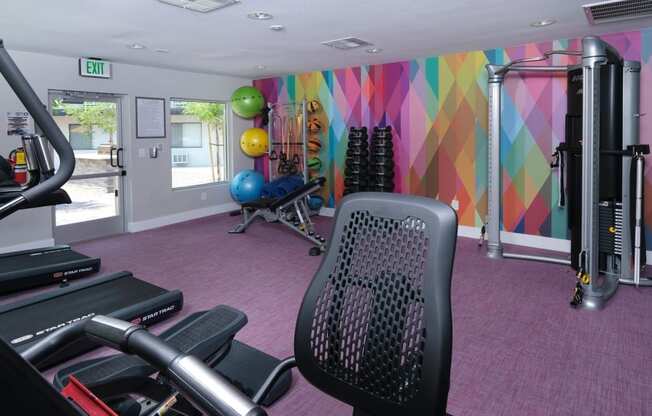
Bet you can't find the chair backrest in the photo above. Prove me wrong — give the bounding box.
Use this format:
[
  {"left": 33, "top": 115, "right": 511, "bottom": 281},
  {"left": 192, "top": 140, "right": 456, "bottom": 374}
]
[
  {"left": 0, "top": 337, "right": 82, "bottom": 415},
  {"left": 294, "top": 193, "right": 457, "bottom": 416}
]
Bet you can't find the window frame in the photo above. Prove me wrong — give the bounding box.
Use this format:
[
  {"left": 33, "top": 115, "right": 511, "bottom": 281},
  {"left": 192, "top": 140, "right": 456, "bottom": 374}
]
[
  {"left": 68, "top": 123, "right": 94, "bottom": 150},
  {"left": 170, "top": 122, "right": 203, "bottom": 149},
  {"left": 169, "top": 97, "right": 230, "bottom": 190}
]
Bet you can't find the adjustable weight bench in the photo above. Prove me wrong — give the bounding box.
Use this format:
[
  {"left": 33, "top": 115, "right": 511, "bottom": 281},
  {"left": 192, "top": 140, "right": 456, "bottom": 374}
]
[{"left": 229, "top": 176, "right": 327, "bottom": 255}]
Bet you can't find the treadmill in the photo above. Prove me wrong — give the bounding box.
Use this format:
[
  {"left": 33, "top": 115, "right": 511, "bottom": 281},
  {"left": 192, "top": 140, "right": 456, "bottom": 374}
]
[
  {"left": 0, "top": 271, "right": 183, "bottom": 369},
  {"left": 0, "top": 39, "right": 183, "bottom": 368},
  {"left": 0, "top": 245, "right": 100, "bottom": 294},
  {"left": 0, "top": 111, "right": 100, "bottom": 295}
]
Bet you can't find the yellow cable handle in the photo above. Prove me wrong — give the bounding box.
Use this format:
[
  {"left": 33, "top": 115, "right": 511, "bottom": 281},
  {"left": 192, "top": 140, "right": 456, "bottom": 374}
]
[
  {"left": 580, "top": 274, "right": 591, "bottom": 285},
  {"left": 576, "top": 269, "right": 591, "bottom": 285}
]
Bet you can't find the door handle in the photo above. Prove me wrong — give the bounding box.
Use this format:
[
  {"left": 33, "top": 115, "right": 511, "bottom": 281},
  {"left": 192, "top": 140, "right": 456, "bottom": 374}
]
[
  {"left": 109, "top": 147, "right": 117, "bottom": 168},
  {"left": 116, "top": 148, "right": 125, "bottom": 169}
]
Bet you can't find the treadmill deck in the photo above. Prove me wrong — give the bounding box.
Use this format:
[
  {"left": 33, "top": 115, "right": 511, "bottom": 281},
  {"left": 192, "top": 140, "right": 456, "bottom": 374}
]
[{"left": 0, "top": 271, "right": 183, "bottom": 369}]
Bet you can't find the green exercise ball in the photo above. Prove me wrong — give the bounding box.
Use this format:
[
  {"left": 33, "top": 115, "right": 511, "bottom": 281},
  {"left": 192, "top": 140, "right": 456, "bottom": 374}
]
[{"left": 231, "top": 86, "right": 265, "bottom": 119}]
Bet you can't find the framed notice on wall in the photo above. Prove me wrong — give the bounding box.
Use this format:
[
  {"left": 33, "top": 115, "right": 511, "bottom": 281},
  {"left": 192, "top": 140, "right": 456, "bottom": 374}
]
[{"left": 136, "top": 97, "right": 166, "bottom": 138}]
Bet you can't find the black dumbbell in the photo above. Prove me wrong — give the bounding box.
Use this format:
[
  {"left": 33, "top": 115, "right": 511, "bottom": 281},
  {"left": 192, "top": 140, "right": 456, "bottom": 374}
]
[
  {"left": 369, "top": 156, "right": 393, "bottom": 165},
  {"left": 370, "top": 148, "right": 394, "bottom": 157},
  {"left": 347, "top": 140, "right": 368, "bottom": 149},
  {"left": 345, "top": 165, "right": 369, "bottom": 176},
  {"left": 345, "top": 157, "right": 369, "bottom": 167},
  {"left": 370, "top": 169, "right": 394, "bottom": 177},
  {"left": 370, "top": 178, "right": 394, "bottom": 189},
  {"left": 371, "top": 139, "right": 392, "bottom": 148},
  {"left": 346, "top": 148, "right": 369, "bottom": 157},
  {"left": 344, "top": 178, "right": 369, "bottom": 187}
]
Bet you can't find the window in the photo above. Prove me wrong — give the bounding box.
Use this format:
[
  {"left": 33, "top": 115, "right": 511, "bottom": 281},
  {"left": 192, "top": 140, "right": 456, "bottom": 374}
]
[
  {"left": 171, "top": 122, "right": 202, "bottom": 148},
  {"left": 170, "top": 99, "right": 228, "bottom": 189},
  {"left": 69, "top": 124, "right": 93, "bottom": 150}
]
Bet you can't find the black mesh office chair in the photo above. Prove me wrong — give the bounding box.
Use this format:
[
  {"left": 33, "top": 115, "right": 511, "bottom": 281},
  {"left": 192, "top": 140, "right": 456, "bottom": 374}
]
[
  {"left": 2, "top": 192, "right": 457, "bottom": 416},
  {"left": 293, "top": 192, "right": 457, "bottom": 416}
]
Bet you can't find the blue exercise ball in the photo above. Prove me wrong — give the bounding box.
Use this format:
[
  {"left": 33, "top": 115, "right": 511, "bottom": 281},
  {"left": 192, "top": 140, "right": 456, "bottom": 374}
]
[
  {"left": 230, "top": 170, "right": 265, "bottom": 204},
  {"left": 308, "top": 195, "right": 324, "bottom": 211}
]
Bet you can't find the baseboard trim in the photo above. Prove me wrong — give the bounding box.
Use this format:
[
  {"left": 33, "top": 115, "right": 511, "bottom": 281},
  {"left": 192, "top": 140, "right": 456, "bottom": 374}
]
[
  {"left": 461, "top": 225, "right": 652, "bottom": 265},
  {"left": 128, "top": 202, "right": 240, "bottom": 233},
  {"left": 0, "top": 238, "right": 55, "bottom": 254},
  {"left": 458, "top": 225, "right": 481, "bottom": 239},
  {"left": 459, "top": 225, "right": 570, "bottom": 253},
  {"left": 319, "top": 207, "right": 336, "bottom": 217}
]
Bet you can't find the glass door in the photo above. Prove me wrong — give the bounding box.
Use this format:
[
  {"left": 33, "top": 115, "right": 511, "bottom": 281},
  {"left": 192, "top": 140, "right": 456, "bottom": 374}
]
[{"left": 49, "top": 90, "right": 126, "bottom": 243}]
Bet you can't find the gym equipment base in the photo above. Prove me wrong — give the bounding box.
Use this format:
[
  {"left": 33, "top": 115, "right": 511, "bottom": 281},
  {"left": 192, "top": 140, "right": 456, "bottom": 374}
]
[{"left": 230, "top": 177, "right": 327, "bottom": 255}]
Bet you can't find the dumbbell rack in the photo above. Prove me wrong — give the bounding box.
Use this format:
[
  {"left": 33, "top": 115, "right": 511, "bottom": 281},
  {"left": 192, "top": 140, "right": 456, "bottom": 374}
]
[
  {"left": 344, "top": 127, "right": 369, "bottom": 195},
  {"left": 266, "top": 100, "right": 308, "bottom": 183},
  {"left": 369, "top": 126, "right": 395, "bottom": 192}
]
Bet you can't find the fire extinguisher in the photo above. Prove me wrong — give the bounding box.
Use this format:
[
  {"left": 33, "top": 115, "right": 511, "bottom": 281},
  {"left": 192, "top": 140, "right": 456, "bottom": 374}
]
[{"left": 8, "top": 148, "right": 28, "bottom": 185}]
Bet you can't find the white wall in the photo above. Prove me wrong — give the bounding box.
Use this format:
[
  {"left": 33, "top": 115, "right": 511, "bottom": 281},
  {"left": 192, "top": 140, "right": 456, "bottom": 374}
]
[{"left": 0, "top": 49, "right": 253, "bottom": 251}]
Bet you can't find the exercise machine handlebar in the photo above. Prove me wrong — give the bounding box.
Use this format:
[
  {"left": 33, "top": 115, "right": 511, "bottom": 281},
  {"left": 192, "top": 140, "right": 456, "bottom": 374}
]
[
  {"left": 0, "top": 40, "right": 75, "bottom": 219},
  {"left": 489, "top": 49, "right": 582, "bottom": 77},
  {"left": 22, "top": 315, "right": 267, "bottom": 416}
]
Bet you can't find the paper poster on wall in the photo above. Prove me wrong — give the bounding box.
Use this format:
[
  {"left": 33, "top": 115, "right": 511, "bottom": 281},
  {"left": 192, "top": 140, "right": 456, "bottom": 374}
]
[
  {"left": 136, "top": 97, "right": 166, "bottom": 138},
  {"left": 6, "top": 111, "right": 32, "bottom": 135}
]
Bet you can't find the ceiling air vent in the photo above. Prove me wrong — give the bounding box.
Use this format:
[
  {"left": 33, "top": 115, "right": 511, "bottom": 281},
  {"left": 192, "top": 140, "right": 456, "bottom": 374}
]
[
  {"left": 321, "top": 37, "right": 373, "bottom": 50},
  {"left": 583, "top": 0, "right": 652, "bottom": 24},
  {"left": 158, "top": 0, "right": 240, "bottom": 13}
]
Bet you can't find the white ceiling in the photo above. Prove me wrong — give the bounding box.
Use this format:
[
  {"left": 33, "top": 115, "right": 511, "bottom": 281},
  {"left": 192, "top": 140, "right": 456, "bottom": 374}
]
[{"left": 2, "top": 0, "right": 652, "bottom": 79}]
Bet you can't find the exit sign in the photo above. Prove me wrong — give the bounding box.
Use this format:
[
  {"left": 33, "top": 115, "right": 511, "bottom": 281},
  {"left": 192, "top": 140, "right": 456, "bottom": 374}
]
[{"left": 79, "top": 58, "right": 112, "bottom": 79}]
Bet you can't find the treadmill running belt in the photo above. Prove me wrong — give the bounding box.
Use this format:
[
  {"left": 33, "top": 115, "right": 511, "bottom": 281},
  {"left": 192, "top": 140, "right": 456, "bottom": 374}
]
[
  {"left": 0, "top": 246, "right": 101, "bottom": 294},
  {"left": 0, "top": 247, "right": 89, "bottom": 269},
  {"left": 0, "top": 271, "right": 183, "bottom": 369}
]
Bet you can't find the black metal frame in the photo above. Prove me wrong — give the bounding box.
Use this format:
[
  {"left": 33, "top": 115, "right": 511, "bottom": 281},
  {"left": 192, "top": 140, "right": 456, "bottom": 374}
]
[{"left": 0, "top": 40, "right": 75, "bottom": 219}]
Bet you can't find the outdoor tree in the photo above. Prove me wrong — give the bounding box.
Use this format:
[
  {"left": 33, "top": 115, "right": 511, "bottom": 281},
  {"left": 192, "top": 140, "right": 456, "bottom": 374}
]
[
  {"left": 182, "top": 102, "right": 225, "bottom": 181},
  {"left": 53, "top": 99, "right": 117, "bottom": 147}
]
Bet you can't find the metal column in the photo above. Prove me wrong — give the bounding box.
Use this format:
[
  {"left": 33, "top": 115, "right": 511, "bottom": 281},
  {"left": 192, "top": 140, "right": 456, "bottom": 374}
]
[
  {"left": 620, "top": 61, "right": 640, "bottom": 283},
  {"left": 619, "top": 61, "right": 652, "bottom": 287},
  {"left": 578, "top": 37, "right": 619, "bottom": 309},
  {"left": 301, "top": 99, "right": 308, "bottom": 182},
  {"left": 486, "top": 65, "right": 504, "bottom": 259},
  {"left": 485, "top": 63, "right": 568, "bottom": 263},
  {"left": 267, "top": 103, "right": 274, "bottom": 181}
]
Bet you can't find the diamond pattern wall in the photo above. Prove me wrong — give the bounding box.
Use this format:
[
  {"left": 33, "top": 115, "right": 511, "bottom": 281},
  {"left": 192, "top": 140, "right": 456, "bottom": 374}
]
[{"left": 254, "top": 28, "right": 652, "bottom": 240}]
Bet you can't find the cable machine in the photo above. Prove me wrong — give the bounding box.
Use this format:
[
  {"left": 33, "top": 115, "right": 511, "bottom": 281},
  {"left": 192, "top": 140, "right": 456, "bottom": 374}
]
[
  {"left": 484, "top": 36, "right": 650, "bottom": 310},
  {"left": 266, "top": 100, "right": 309, "bottom": 182}
]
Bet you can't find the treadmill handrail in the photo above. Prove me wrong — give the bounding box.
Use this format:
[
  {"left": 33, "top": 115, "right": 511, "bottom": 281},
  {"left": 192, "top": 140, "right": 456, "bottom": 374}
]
[
  {"left": 0, "top": 40, "right": 75, "bottom": 219},
  {"left": 22, "top": 315, "right": 267, "bottom": 416}
]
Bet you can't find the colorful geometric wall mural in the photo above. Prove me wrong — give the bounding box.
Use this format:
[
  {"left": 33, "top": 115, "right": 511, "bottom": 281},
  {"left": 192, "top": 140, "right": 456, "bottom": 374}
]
[{"left": 254, "top": 28, "right": 652, "bottom": 240}]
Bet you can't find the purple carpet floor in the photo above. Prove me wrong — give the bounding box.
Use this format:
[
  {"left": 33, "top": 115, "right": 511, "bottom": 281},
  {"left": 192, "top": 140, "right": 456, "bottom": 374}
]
[{"left": 17, "top": 213, "right": 652, "bottom": 415}]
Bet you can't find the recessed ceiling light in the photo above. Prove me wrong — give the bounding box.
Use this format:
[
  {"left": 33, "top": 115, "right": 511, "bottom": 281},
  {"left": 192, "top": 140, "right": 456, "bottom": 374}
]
[
  {"left": 269, "top": 24, "right": 285, "bottom": 31},
  {"left": 255, "top": 65, "right": 266, "bottom": 70},
  {"left": 366, "top": 47, "right": 383, "bottom": 54},
  {"left": 128, "top": 43, "right": 146, "bottom": 50},
  {"left": 248, "top": 11, "right": 273, "bottom": 20},
  {"left": 155, "top": 48, "right": 170, "bottom": 53},
  {"left": 530, "top": 18, "right": 556, "bottom": 27}
]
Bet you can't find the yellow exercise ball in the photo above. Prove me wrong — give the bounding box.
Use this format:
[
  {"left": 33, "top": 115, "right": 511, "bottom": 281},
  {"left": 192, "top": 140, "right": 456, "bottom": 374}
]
[{"left": 240, "top": 128, "right": 268, "bottom": 158}]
